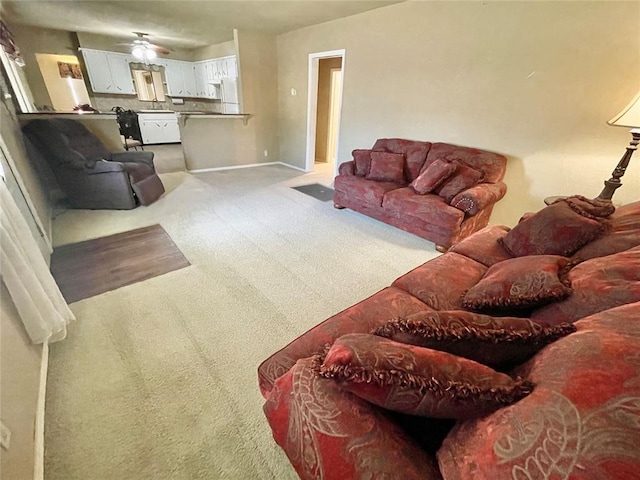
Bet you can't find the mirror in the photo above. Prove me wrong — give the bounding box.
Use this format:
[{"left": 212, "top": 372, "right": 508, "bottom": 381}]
[{"left": 130, "top": 63, "right": 166, "bottom": 102}]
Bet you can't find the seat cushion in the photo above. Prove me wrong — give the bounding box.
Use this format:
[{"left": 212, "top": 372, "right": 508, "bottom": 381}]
[
  {"left": 393, "top": 252, "right": 487, "bottom": 310},
  {"left": 258, "top": 287, "right": 434, "bottom": 397},
  {"left": 334, "top": 174, "right": 403, "bottom": 207},
  {"left": 382, "top": 187, "right": 464, "bottom": 229},
  {"left": 531, "top": 246, "right": 640, "bottom": 326},
  {"left": 438, "top": 316, "right": 640, "bottom": 480},
  {"left": 449, "top": 225, "right": 513, "bottom": 268}
]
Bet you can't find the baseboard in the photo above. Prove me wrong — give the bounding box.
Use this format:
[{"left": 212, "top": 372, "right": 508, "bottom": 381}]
[
  {"left": 188, "top": 162, "right": 309, "bottom": 174},
  {"left": 33, "top": 341, "right": 48, "bottom": 480},
  {"left": 188, "top": 162, "right": 280, "bottom": 173},
  {"left": 277, "top": 162, "right": 307, "bottom": 172}
]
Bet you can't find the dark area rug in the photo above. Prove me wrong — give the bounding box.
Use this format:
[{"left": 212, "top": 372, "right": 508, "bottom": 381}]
[
  {"left": 51, "top": 224, "right": 190, "bottom": 303},
  {"left": 292, "top": 183, "right": 335, "bottom": 202}
]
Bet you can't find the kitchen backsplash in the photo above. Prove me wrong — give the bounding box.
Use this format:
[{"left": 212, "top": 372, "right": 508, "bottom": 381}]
[{"left": 90, "top": 94, "right": 223, "bottom": 113}]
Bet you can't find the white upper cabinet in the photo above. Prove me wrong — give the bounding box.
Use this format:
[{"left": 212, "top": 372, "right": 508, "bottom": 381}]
[
  {"left": 180, "top": 61, "right": 197, "bottom": 97},
  {"left": 161, "top": 59, "right": 197, "bottom": 98},
  {"left": 81, "top": 49, "right": 135, "bottom": 95}
]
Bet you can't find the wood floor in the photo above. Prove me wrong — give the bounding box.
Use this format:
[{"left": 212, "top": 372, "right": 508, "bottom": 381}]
[{"left": 51, "top": 224, "right": 190, "bottom": 303}]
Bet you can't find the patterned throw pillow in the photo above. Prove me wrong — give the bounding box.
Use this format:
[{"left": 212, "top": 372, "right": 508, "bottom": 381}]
[
  {"left": 366, "top": 152, "right": 405, "bottom": 184},
  {"left": 462, "top": 255, "right": 574, "bottom": 311},
  {"left": 315, "top": 333, "right": 534, "bottom": 419},
  {"left": 352, "top": 149, "right": 372, "bottom": 177},
  {"left": 373, "top": 310, "right": 575, "bottom": 368},
  {"left": 436, "top": 162, "right": 485, "bottom": 203},
  {"left": 410, "top": 158, "right": 458, "bottom": 194},
  {"left": 499, "top": 198, "right": 610, "bottom": 257}
]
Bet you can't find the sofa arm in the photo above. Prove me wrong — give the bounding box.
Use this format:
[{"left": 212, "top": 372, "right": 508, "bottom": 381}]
[
  {"left": 263, "top": 357, "right": 442, "bottom": 480},
  {"left": 338, "top": 160, "right": 355, "bottom": 176},
  {"left": 450, "top": 182, "right": 507, "bottom": 216},
  {"left": 109, "top": 151, "right": 155, "bottom": 168},
  {"left": 86, "top": 160, "right": 124, "bottom": 175}
]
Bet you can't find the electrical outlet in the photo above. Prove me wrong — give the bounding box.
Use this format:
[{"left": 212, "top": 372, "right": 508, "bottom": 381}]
[
  {"left": 264, "top": 150, "right": 268, "bottom": 157},
  {"left": 290, "top": 88, "right": 297, "bottom": 96},
  {"left": 1, "top": 421, "right": 11, "bottom": 451}
]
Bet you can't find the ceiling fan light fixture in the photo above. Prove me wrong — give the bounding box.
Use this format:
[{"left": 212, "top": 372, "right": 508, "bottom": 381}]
[{"left": 131, "top": 45, "right": 146, "bottom": 59}]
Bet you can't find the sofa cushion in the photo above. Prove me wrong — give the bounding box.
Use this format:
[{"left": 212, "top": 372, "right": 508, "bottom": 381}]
[
  {"left": 572, "top": 200, "right": 640, "bottom": 260},
  {"left": 382, "top": 187, "right": 465, "bottom": 230},
  {"left": 373, "top": 310, "right": 575, "bottom": 368},
  {"left": 316, "top": 334, "right": 534, "bottom": 419},
  {"left": 438, "top": 319, "right": 640, "bottom": 480},
  {"left": 462, "top": 255, "right": 573, "bottom": 311},
  {"left": 258, "top": 287, "right": 434, "bottom": 397},
  {"left": 449, "top": 225, "right": 513, "bottom": 267},
  {"left": 393, "top": 252, "right": 487, "bottom": 310},
  {"left": 423, "top": 142, "right": 507, "bottom": 183},
  {"left": 366, "top": 151, "right": 405, "bottom": 184},
  {"left": 436, "top": 163, "right": 485, "bottom": 204},
  {"left": 499, "top": 198, "right": 609, "bottom": 257},
  {"left": 352, "top": 149, "right": 372, "bottom": 176},
  {"left": 334, "top": 174, "right": 403, "bottom": 207},
  {"left": 410, "top": 158, "right": 457, "bottom": 194},
  {"left": 264, "top": 357, "right": 442, "bottom": 480},
  {"left": 531, "top": 246, "right": 640, "bottom": 326},
  {"left": 372, "top": 138, "right": 432, "bottom": 183}
]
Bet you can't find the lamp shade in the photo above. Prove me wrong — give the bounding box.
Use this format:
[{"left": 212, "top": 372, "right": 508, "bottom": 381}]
[{"left": 608, "top": 92, "right": 640, "bottom": 128}]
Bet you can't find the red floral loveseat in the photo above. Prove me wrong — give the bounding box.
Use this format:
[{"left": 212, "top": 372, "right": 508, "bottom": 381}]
[
  {"left": 258, "top": 197, "right": 640, "bottom": 480},
  {"left": 333, "top": 139, "right": 508, "bottom": 249}
]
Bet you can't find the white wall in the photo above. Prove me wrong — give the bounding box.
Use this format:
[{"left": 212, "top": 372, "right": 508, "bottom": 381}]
[{"left": 277, "top": 1, "right": 640, "bottom": 226}]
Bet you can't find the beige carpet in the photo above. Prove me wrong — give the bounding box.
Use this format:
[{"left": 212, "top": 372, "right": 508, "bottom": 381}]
[{"left": 45, "top": 164, "right": 439, "bottom": 479}]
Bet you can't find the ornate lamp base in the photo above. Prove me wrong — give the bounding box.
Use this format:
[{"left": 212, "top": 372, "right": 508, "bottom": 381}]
[{"left": 596, "top": 129, "right": 640, "bottom": 201}]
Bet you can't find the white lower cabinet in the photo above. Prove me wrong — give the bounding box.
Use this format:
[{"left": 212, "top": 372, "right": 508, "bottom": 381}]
[{"left": 138, "top": 113, "right": 181, "bottom": 144}]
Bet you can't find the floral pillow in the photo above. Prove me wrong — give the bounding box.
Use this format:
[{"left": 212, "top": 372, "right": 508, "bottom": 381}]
[
  {"left": 314, "top": 333, "right": 534, "bottom": 419},
  {"left": 352, "top": 149, "right": 372, "bottom": 177},
  {"left": 462, "top": 255, "right": 574, "bottom": 311},
  {"left": 499, "top": 197, "right": 611, "bottom": 257},
  {"left": 436, "top": 162, "right": 485, "bottom": 203},
  {"left": 410, "top": 158, "right": 457, "bottom": 194},
  {"left": 373, "top": 310, "right": 575, "bottom": 368},
  {"left": 366, "top": 151, "right": 405, "bottom": 184}
]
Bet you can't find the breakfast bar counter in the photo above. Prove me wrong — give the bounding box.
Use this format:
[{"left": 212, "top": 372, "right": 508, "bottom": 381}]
[{"left": 176, "top": 112, "right": 258, "bottom": 172}]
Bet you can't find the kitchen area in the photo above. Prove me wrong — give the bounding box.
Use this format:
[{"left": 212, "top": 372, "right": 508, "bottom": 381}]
[{"left": 10, "top": 26, "right": 277, "bottom": 173}]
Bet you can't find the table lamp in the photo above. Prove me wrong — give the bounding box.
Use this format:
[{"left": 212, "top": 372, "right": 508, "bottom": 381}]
[{"left": 597, "top": 92, "right": 640, "bottom": 201}]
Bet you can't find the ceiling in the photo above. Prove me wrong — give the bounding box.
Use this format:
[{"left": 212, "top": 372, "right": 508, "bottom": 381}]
[{"left": 1, "top": 0, "right": 403, "bottom": 50}]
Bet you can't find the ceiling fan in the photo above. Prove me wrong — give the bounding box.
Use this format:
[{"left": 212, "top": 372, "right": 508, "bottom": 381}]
[{"left": 120, "top": 32, "right": 171, "bottom": 61}]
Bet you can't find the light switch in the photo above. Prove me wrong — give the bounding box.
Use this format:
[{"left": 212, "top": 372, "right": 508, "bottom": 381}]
[
  {"left": 290, "top": 88, "right": 297, "bottom": 96},
  {"left": 1, "top": 421, "right": 11, "bottom": 450}
]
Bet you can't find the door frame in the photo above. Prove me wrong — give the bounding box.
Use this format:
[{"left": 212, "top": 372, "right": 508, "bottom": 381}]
[{"left": 305, "top": 49, "right": 345, "bottom": 175}]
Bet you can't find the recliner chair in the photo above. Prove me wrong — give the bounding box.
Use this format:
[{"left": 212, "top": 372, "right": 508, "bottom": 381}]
[{"left": 22, "top": 119, "right": 164, "bottom": 210}]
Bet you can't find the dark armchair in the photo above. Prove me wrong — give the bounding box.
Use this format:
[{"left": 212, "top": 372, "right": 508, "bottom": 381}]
[{"left": 22, "top": 118, "right": 164, "bottom": 210}]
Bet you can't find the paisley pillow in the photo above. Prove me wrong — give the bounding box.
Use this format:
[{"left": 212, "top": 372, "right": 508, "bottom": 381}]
[
  {"left": 436, "top": 162, "right": 484, "bottom": 203},
  {"left": 366, "top": 151, "right": 405, "bottom": 184},
  {"left": 352, "top": 149, "right": 372, "bottom": 177},
  {"left": 462, "top": 255, "right": 574, "bottom": 311},
  {"left": 315, "top": 333, "right": 533, "bottom": 419},
  {"left": 410, "top": 158, "right": 457, "bottom": 194},
  {"left": 373, "top": 310, "right": 575, "bottom": 368},
  {"left": 499, "top": 198, "right": 609, "bottom": 257}
]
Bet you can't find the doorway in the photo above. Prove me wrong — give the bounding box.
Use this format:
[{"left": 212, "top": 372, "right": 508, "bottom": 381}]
[{"left": 305, "top": 50, "right": 345, "bottom": 177}]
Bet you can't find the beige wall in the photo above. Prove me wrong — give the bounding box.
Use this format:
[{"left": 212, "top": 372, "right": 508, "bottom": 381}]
[
  {"left": 277, "top": 1, "right": 640, "bottom": 226},
  {"left": 0, "top": 284, "right": 44, "bottom": 480},
  {"left": 235, "top": 30, "right": 279, "bottom": 164},
  {"left": 35, "top": 54, "right": 91, "bottom": 111},
  {"left": 192, "top": 40, "right": 237, "bottom": 62},
  {"left": 10, "top": 24, "right": 78, "bottom": 110}
]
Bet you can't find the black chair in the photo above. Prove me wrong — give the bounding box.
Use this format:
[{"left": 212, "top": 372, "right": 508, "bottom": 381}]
[
  {"left": 22, "top": 119, "right": 164, "bottom": 210},
  {"left": 113, "top": 107, "right": 144, "bottom": 151}
]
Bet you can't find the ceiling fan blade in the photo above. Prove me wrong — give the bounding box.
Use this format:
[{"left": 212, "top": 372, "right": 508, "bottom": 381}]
[{"left": 148, "top": 44, "right": 171, "bottom": 55}]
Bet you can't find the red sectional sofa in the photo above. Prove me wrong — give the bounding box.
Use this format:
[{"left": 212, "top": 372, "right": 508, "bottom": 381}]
[
  {"left": 333, "top": 138, "right": 508, "bottom": 249},
  {"left": 258, "top": 198, "right": 640, "bottom": 480}
]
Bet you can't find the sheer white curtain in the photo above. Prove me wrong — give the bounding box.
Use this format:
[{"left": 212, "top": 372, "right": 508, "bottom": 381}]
[{"left": 0, "top": 179, "right": 74, "bottom": 343}]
